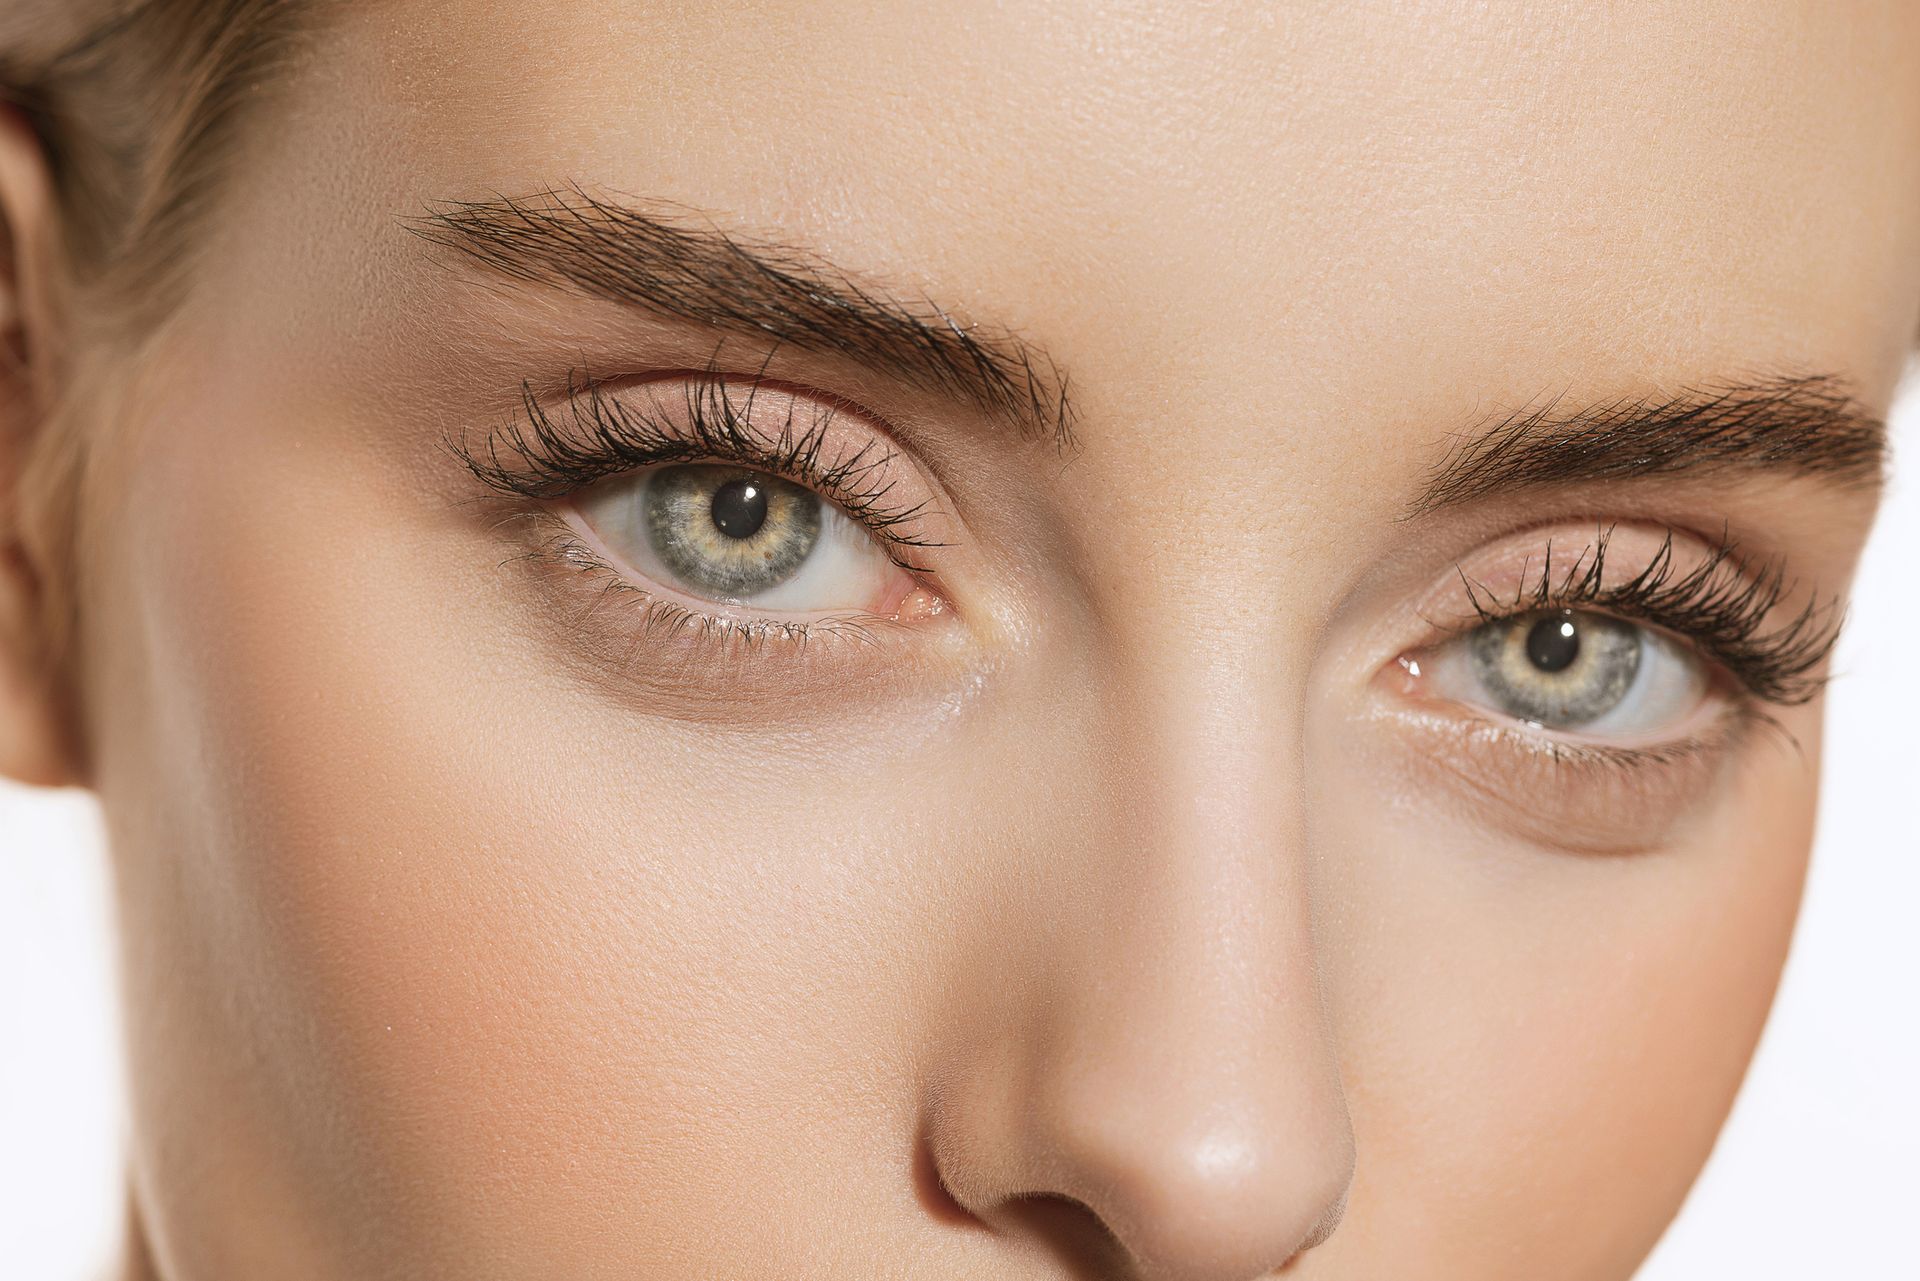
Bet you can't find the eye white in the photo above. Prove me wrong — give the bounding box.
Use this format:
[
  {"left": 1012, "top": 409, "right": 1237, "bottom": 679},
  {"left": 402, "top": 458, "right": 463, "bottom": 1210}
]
[{"left": 1565, "top": 628, "right": 1710, "bottom": 736}]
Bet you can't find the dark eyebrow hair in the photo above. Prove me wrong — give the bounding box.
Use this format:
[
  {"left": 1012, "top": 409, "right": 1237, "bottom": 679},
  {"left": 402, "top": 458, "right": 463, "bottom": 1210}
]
[
  {"left": 406, "top": 188, "right": 1076, "bottom": 450},
  {"left": 1411, "top": 374, "right": 1887, "bottom": 516}
]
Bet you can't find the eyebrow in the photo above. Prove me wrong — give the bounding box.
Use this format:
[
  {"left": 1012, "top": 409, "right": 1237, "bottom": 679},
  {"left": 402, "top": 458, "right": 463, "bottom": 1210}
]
[
  {"left": 1411, "top": 374, "right": 1887, "bottom": 516},
  {"left": 408, "top": 188, "right": 1076, "bottom": 450}
]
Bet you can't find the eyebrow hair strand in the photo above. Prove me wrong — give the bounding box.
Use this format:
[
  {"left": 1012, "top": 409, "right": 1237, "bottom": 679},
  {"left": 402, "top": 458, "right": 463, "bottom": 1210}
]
[
  {"left": 1411, "top": 373, "right": 1886, "bottom": 515},
  {"left": 407, "top": 186, "right": 1077, "bottom": 452}
]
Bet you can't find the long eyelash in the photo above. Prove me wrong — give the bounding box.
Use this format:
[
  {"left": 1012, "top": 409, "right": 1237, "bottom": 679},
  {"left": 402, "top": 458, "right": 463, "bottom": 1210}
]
[
  {"left": 447, "top": 371, "right": 947, "bottom": 571},
  {"left": 1455, "top": 525, "right": 1843, "bottom": 705}
]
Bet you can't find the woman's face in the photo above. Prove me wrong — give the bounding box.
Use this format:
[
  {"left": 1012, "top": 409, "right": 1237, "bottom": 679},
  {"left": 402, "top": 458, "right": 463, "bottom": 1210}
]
[{"left": 61, "top": 2, "right": 1918, "bottom": 1277}]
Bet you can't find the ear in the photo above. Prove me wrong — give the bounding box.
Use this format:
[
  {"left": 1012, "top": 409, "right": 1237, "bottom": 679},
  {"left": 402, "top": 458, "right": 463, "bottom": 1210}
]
[{"left": 0, "top": 102, "right": 78, "bottom": 788}]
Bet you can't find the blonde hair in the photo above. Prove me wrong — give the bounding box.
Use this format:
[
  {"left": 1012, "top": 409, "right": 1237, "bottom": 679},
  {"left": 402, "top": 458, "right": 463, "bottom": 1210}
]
[
  {"left": 1, "top": 0, "right": 310, "bottom": 329},
  {"left": 0, "top": 0, "right": 310, "bottom": 734}
]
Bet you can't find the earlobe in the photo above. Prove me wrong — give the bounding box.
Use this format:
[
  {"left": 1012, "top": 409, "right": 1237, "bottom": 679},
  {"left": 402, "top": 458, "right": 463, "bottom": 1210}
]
[
  {"left": 0, "top": 549, "right": 72, "bottom": 788},
  {"left": 0, "top": 104, "right": 79, "bottom": 789}
]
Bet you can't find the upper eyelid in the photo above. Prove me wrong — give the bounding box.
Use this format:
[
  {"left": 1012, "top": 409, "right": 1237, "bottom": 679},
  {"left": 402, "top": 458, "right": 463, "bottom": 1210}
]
[
  {"left": 454, "top": 372, "right": 849, "bottom": 495},
  {"left": 448, "top": 371, "right": 956, "bottom": 569},
  {"left": 1435, "top": 527, "right": 1842, "bottom": 706}
]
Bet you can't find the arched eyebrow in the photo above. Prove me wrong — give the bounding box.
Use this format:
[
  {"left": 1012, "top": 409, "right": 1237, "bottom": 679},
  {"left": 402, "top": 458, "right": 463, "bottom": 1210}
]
[
  {"left": 1410, "top": 374, "right": 1887, "bottom": 517},
  {"left": 407, "top": 188, "right": 1076, "bottom": 451}
]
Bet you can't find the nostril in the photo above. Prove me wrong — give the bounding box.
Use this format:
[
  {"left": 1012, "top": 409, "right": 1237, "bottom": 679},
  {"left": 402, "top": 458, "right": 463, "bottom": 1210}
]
[
  {"left": 912, "top": 1125, "right": 985, "bottom": 1229},
  {"left": 992, "top": 1182, "right": 1344, "bottom": 1281},
  {"left": 998, "top": 1192, "right": 1130, "bottom": 1278},
  {"left": 1294, "top": 1183, "right": 1349, "bottom": 1256},
  {"left": 1269, "top": 1184, "right": 1350, "bottom": 1274}
]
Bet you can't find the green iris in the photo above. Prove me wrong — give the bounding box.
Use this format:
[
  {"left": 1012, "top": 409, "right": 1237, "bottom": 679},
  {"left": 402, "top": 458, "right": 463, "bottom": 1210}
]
[
  {"left": 1468, "top": 609, "right": 1642, "bottom": 727},
  {"left": 643, "top": 465, "right": 822, "bottom": 599}
]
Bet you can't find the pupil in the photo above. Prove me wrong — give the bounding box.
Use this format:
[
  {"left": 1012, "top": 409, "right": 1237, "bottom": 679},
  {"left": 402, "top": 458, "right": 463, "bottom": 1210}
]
[
  {"left": 1525, "top": 614, "right": 1581, "bottom": 673},
  {"left": 709, "top": 478, "right": 769, "bottom": 540}
]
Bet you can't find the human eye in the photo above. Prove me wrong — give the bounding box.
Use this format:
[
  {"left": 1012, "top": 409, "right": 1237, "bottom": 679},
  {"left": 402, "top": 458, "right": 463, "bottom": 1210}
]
[
  {"left": 454, "top": 373, "right": 953, "bottom": 663},
  {"left": 1379, "top": 523, "right": 1843, "bottom": 848},
  {"left": 575, "top": 463, "right": 906, "bottom": 613},
  {"left": 1417, "top": 608, "right": 1711, "bottom": 739},
  {"left": 1404, "top": 525, "right": 1839, "bottom": 739}
]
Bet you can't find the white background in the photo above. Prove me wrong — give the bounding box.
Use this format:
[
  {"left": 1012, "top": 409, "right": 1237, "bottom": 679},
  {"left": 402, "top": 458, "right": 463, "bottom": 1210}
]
[{"left": 2, "top": 387, "right": 1916, "bottom": 1280}]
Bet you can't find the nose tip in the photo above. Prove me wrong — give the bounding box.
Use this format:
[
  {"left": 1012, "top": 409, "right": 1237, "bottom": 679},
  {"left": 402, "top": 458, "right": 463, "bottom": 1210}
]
[
  {"left": 1026, "top": 1089, "right": 1355, "bottom": 1281},
  {"left": 926, "top": 910, "right": 1358, "bottom": 1278},
  {"left": 924, "top": 698, "right": 1355, "bottom": 1278}
]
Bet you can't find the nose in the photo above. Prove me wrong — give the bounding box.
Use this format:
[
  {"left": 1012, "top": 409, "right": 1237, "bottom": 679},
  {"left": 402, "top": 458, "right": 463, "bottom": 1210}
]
[{"left": 923, "top": 720, "right": 1355, "bottom": 1280}]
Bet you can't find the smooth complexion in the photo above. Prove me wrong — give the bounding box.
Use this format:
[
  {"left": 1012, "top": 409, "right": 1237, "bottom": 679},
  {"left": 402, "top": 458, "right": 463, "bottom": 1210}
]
[{"left": 0, "top": 3, "right": 1917, "bottom": 1279}]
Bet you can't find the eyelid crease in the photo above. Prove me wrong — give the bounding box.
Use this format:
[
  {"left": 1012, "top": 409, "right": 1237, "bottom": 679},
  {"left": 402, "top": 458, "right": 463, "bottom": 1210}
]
[
  {"left": 1443, "top": 524, "right": 1844, "bottom": 707},
  {"left": 447, "top": 370, "right": 952, "bottom": 573}
]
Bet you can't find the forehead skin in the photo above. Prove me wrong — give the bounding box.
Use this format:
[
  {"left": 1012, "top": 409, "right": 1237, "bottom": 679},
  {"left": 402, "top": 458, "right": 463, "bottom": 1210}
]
[
  {"left": 80, "top": 2, "right": 1919, "bottom": 1281},
  {"left": 282, "top": 0, "right": 1920, "bottom": 391}
]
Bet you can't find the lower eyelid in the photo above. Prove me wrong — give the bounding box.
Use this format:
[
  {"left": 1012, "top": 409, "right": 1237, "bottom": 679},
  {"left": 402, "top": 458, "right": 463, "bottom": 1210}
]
[
  {"left": 1367, "top": 701, "right": 1749, "bottom": 855},
  {"left": 500, "top": 525, "right": 904, "bottom": 698},
  {"left": 493, "top": 506, "right": 964, "bottom": 694}
]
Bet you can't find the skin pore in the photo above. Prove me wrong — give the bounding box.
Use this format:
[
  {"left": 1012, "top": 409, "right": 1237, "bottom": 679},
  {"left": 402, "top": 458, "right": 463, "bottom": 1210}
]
[{"left": 0, "top": 2, "right": 1916, "bottom": 1278}]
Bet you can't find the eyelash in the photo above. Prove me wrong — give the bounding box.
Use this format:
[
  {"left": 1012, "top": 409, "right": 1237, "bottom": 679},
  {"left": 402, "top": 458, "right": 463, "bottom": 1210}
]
[
  {"left": 1450, "top": 525, "right": 1842, "bottom": 707},
  {"left": 457, "top": 385, "right": 1842, "bottom": 721},
  {"left": 450, "top": 372, "right": 946, "bottom": 572}
]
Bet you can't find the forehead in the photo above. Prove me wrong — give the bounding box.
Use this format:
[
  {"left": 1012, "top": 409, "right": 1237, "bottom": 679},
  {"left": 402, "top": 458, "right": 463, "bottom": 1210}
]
[{"left": 252, "top": 1, "right": 1920, "bottom": 411}]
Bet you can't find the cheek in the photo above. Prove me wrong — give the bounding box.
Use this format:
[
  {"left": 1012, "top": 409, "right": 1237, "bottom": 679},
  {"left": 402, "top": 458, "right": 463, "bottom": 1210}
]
[
  {"left": 85, "top": 396, "right": 982, "bottom": 1272},
  {"left": 1309, "top": 718, "right": 1817, "bottom": 1279},
  {"left": 82, "top": 368, "right": 1826, "bottom": 1277}
]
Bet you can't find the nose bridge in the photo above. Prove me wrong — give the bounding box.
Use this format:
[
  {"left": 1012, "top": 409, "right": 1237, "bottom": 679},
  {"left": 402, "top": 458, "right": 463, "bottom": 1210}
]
[{"left": 926, "top": 662, "right": 1355, "bottom": 1279}]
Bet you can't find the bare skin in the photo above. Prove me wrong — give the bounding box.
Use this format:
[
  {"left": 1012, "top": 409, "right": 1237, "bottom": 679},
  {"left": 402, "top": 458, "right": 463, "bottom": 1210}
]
[{"left": 1, "top": 3, "right": 1916, "bottom": 1278}]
